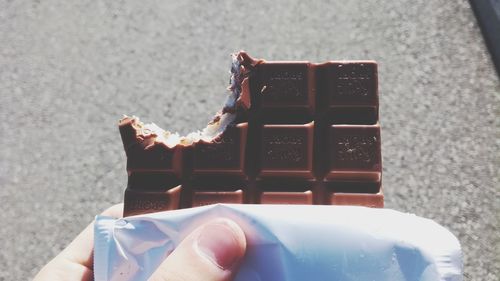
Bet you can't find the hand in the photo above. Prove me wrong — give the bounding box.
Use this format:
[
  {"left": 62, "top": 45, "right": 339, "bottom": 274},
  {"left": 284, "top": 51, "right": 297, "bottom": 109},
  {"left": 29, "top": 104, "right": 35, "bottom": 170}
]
[
  {"left": 148, "top": 218, "right": 247, "bottom": 281},
  {"left": 34, "top": 204, "right": 247, "bottom": 281}
]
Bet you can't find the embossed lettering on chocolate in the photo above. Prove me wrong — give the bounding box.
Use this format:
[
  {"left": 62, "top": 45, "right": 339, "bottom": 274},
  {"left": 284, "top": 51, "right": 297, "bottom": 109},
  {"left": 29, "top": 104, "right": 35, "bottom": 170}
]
[{"left": 119, "top": 51, "right": 382, "bottom": 216}]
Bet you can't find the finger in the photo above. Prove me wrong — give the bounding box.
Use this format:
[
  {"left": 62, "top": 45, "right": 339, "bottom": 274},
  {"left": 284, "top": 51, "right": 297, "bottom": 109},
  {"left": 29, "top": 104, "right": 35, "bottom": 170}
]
[
  {"left": 148, "top": 218, "right": 247, "bottom": 281},
  {"left": 34, "top": 203, "right": 124, "bottom": 281},
  {"left": 59, "top": 203, "right": 124, "bottom": 267}
]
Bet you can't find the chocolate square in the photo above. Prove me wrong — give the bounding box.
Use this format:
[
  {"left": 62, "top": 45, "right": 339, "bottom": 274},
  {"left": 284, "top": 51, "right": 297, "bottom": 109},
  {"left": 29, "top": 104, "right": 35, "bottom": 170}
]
[
  {"left": 127, "top": 145, "right": 180, "bottom": 172},
  {"left": 255, "top": 63, "right": 313, "bottom": 111},
  {"left": 260, "top": 191, "right": 313, "bottom": 204},
  {"left": 192, "top": 123, "right": 247, "bottom": 175},
  {"left": 193, "top": 190, "right": 244, "bottom": 206},
  {"left": 330, "top": 192, "right": 384, "bottom": 208},
  {"left": 327, "top": 124, "right": 381, "bottom": 181},
  {"left": 259, "top": 123, "right": 314, "bottom": 178},
  {"left": 328, "top": 62, "right": 377, "bottom": 106},
  {"left": 124, "top": 185, "right": 182, "bottom": 216}
]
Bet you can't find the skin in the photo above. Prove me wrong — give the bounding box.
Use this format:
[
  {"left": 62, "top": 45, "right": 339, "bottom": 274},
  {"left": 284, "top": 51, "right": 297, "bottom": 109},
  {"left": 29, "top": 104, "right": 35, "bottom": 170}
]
[{"left": 34, "top": 204, "right": 247, "bottom": 281}]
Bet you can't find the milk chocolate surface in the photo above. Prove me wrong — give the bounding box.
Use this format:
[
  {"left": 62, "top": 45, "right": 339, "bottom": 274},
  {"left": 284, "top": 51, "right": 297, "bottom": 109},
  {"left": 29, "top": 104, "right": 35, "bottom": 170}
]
[{"left": 120, "top": 52, "right": 382, "bottom": 216}]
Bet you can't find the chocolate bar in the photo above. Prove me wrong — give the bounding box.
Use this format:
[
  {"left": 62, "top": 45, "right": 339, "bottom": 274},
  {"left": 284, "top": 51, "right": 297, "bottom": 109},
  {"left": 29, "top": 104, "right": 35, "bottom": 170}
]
[{"left": 119, "top": 52, "right": 382, "bottom": 216}]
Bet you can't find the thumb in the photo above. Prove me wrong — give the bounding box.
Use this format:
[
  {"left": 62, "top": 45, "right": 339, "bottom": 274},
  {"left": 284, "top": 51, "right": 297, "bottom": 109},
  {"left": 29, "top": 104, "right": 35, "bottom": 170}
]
[{"left": 148, "top": 218, "right": 247, "bottom": 281}]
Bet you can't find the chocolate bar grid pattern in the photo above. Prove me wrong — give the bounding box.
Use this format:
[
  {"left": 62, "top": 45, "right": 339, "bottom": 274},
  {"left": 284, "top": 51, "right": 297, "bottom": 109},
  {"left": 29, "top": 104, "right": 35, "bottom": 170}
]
[{"left": 122, "top": 61, "right": 382, "bottom": 216}]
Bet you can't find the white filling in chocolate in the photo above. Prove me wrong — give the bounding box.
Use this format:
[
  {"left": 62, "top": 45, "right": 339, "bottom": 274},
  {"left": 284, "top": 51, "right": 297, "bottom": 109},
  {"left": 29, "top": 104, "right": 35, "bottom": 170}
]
[{"left": 125, "top": 53, "right": 244, "bottom": 148}]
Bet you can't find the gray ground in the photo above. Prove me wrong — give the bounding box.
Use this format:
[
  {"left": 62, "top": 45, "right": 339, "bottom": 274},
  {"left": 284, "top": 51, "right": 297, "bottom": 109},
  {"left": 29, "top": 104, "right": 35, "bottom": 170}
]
[{"left": 0, "top": 0, "right": 498, "bottom": 280}]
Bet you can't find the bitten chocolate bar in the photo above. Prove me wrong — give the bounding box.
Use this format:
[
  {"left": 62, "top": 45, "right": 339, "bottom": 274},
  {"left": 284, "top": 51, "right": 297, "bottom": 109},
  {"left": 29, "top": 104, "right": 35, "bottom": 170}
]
[{"left": 119, "top": 51, "right": 382, "bottom": 216}]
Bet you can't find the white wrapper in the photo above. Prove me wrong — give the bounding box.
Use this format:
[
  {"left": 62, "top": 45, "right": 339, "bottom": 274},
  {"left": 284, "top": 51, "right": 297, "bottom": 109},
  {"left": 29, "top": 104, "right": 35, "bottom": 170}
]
[{"left": 94, "top": 204, "right": 462, "bottom": 281}]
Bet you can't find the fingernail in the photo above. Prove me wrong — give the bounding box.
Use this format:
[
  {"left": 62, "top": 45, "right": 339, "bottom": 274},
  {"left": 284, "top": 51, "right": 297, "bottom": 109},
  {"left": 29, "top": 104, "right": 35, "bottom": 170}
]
[{"left": 196, "top": 220, "right": 243, "bottom": 270}]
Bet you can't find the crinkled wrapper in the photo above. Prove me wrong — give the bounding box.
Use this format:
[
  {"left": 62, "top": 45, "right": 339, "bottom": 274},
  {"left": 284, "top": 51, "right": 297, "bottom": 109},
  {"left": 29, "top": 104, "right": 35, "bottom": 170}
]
[{"left": 94, "top": 204, "right": 462, "bottom": 281}]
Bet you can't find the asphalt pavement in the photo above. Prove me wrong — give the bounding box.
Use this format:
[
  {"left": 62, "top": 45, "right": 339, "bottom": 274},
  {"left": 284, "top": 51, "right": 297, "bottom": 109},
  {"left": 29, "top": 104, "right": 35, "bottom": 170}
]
[{"left": 1, "top": 1, "right": 498, "bottom": 280}]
